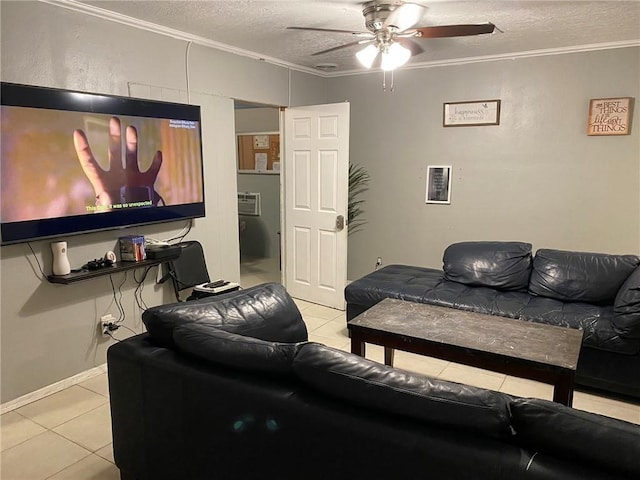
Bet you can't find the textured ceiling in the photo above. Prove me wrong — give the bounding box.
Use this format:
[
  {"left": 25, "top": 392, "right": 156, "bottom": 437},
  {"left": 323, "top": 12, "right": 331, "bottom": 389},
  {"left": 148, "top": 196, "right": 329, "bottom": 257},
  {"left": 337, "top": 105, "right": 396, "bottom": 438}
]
[{"left": 76, "top": 0, "right": 640, "bottom": 74}]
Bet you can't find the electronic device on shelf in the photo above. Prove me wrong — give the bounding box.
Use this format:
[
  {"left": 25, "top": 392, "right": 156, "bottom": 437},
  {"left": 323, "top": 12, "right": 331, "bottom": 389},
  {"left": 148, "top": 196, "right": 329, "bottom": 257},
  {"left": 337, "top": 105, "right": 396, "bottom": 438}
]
[
  {"left": 146, "top": 243, "right": 182, "bottom": 260},
  {"left": 84, "top": 258, "right": 114, "bottom": 270},
  {"left": 0, "top": 82, "right": 206, "bottom": 245}
]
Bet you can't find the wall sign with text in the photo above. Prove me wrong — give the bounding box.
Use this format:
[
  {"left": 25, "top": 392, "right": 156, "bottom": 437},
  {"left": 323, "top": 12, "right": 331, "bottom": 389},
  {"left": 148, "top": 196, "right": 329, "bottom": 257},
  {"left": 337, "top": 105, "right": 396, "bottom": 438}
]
[
  {"left": 443, "top": 100, "right": 501, "bottom": 127},
  {"left": 426, "top": 166, "right": 452, "bottom": 204},
  {"left": 587, "top": 97, "right": 633, "bottom": 136}
]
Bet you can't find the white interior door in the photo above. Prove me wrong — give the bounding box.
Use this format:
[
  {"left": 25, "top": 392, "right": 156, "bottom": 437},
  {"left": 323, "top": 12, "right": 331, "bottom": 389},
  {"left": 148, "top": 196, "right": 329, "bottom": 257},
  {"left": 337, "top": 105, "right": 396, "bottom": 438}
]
[{"left": 283, "top": 103, "right": 350, "bottom": 310}]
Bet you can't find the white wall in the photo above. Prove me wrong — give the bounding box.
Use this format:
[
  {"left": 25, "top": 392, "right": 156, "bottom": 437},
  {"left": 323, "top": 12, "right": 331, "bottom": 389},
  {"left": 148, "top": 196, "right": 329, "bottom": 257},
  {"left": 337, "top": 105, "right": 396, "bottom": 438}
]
[
  {"left": 0, "top": 1, "right": 327, "bottom": 403},
  {"left": 327, "top": 48, "right": 640, "bottom": 279}
]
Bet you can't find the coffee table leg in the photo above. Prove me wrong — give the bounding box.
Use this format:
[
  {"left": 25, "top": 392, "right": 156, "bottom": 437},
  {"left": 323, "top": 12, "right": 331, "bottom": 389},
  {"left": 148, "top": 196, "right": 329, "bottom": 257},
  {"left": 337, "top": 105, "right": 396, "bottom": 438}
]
[
  {"left": 351, "top": 333, "right": 365, "bottom": 358},
  {"left": 384, "top": 347, "right": 395, "bottom": 367},
  {"left": 553, "top": 372, "right": 575, "bottom": 407}
]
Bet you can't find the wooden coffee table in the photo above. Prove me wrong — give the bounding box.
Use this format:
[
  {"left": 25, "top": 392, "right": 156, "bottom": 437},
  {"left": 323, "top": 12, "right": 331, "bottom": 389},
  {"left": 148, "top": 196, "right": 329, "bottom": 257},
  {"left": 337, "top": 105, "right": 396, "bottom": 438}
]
[{"left": 347, "top": 298, "right": 583, "bottom": 406}]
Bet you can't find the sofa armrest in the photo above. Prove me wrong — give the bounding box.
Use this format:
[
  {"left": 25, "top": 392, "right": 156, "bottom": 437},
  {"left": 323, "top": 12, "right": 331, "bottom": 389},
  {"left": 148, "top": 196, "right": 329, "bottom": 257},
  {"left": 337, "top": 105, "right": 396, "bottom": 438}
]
[{"left": 142, "top": 282, "right": 307, "bottom": 348}]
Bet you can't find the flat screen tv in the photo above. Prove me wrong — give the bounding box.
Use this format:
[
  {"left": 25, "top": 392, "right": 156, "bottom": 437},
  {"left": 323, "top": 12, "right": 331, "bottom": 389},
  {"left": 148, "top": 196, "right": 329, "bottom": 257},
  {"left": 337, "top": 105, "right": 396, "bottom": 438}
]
[{"left": 1, "top": 82, "right": 205, "bottom": 245}]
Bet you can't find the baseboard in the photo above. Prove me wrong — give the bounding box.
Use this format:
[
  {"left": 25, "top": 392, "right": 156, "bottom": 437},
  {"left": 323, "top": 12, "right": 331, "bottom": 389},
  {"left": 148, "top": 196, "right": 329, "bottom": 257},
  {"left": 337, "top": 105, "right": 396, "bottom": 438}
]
[{"left": 0, "top": 364, "right": 108, "bottom": 415}]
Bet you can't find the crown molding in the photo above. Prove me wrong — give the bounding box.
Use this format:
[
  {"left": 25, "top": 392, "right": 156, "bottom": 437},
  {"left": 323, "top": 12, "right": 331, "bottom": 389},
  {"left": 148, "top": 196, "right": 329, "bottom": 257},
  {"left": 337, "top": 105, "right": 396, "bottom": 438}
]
[
  {"left": 41, "top": 1, "right": 639, "bottom": 79},
  {"left": 39, "top": 0, "right": 321, "bottom": 76},
  {"left": 328, "top": 40, "right": 640, "bottom": 77}
]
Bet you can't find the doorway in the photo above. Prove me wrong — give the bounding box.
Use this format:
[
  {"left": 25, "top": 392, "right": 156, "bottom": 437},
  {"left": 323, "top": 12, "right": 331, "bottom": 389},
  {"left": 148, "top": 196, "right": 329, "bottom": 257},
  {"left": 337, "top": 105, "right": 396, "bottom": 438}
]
[{"left": 234, "top": 100, "right": 282, "bottom": 288}]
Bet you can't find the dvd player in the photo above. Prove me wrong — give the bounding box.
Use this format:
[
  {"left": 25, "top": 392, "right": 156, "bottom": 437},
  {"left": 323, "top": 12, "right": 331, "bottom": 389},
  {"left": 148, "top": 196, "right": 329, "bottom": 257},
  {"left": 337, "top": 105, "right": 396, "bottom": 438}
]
[{"left": 146, "top": 244, "right": 181, "bottom": 260}]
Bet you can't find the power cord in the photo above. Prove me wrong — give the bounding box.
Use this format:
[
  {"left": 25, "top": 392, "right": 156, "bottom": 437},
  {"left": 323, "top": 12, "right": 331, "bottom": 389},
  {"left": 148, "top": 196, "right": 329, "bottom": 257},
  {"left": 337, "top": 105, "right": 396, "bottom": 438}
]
[
  {"left": 145, "top": 219, "right": 192, "bottom": 247},
  {"left": 105, "top": 329, "right": 121, "bottom": 342},
  {"left": 27, "top": 242, "right": 46, "bottom": 279},
  {"left": 133, "top": 266, "right": 153, "bottom": 311},
  {"left": 105, "top": 322, "right": 136, "bottom": 335},
  {"left": 165, "top": 219, "right": 192, "bottom": 243},
  {"left": 103, "top": 321, "right": 137, "bottom": 342},
  {"left": 109, "top": 273, "right": 127, "bottom": 324},
  {"left": 116, "top": 273, "right": 127, "bottom": 323}
]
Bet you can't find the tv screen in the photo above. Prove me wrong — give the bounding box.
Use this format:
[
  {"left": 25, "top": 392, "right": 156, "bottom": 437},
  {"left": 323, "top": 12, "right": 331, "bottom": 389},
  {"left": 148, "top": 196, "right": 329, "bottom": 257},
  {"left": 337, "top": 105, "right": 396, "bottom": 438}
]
[{"left": 0, "top": 82, "right": 205, "bottom": 245}]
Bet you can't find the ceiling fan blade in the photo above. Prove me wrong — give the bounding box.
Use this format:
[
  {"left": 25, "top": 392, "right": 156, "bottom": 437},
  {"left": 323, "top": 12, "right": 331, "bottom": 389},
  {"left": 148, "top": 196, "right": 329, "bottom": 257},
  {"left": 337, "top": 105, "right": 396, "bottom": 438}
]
[
  {"left": 384, "top": 2, "right": 427, "bottom": 32},
  {"left": 287, "top": 26, "right": 373, "bottom": 38},
  {"left": 311, "top": 39, "right": 374, "bottom": 56},
  {"left": 414, "top": 23, "right": 496, "bottom": 38},
  {"left": 395, "top": 38, "right": 424, "bottom": 56}
]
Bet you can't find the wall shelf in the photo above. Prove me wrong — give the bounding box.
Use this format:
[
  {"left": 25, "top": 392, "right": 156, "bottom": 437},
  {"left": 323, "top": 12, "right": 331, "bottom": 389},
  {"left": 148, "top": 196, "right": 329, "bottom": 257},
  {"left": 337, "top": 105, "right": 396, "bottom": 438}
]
[{"left": 46, "top": 256, "right": 178, "bottom": 284}]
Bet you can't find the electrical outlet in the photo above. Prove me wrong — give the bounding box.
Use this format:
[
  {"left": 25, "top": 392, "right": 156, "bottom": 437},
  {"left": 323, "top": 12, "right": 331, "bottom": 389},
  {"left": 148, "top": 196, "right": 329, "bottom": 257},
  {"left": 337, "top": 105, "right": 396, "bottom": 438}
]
[
  {"left": 375, "top": 257, "right": 383, "bottom": 269},
  {"left": 100, "top": 314, "right": 115, "bottom": 336}
]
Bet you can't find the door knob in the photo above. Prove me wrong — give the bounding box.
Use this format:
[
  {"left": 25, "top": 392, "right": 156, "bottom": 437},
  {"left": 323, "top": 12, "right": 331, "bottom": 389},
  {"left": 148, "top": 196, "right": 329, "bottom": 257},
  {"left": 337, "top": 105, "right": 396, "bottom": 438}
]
[{"left": 335, "top": 215, "right": 345, "bottom": 231}]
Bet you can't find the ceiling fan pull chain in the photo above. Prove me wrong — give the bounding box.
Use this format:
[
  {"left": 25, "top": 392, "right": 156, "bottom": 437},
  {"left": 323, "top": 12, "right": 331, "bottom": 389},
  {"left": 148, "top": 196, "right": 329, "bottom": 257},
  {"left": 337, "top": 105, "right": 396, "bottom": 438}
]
[
  {"left": 382, "top": 70, "right": 386, "bottom": 92},
  {"left": 390, "top": 69, "right": 395, "bottom": 92}
]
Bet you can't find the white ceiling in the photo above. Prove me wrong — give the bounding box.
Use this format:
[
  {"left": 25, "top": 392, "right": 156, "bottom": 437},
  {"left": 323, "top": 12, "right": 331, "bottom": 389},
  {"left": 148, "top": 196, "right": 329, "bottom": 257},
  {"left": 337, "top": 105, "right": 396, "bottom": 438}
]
[{"left": 71, "top": 0, "right": 640, "bottom": 74}]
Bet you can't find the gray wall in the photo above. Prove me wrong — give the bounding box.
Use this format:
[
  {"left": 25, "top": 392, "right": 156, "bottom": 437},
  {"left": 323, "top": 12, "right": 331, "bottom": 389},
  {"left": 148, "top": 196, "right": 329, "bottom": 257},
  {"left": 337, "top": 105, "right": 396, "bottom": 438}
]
[
  {"left": 237, "top": 174, "right": 281, "bottom": 259},
  {"left": 0, "top": 1, "right": 327, "bottom": 403},
  {"left": 327, "top": 48, "right": 640, "bottom": 280},
  {"left": 235, "top": 108, "right": 281, "bottom": 260}
]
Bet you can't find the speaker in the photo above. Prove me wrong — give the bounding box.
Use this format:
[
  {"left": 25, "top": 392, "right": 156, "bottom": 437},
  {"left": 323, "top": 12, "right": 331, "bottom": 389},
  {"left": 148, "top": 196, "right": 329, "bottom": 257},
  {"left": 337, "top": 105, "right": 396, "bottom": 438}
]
[{"left": 51, "top": 241, "right": 71, "bottom": 275}]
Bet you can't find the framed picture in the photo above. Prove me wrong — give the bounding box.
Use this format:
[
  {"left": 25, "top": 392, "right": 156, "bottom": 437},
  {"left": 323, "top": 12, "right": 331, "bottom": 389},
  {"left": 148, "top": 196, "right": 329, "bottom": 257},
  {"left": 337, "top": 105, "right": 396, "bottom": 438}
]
[
  {"left": 426, "top": 166, "right": 452, "bottom": 204},
  {"left": 587, "top": 97, "right": 634, "bottom": 136},
  {"left": 443, "top": 100, "right": 501, "bottom": 127}
]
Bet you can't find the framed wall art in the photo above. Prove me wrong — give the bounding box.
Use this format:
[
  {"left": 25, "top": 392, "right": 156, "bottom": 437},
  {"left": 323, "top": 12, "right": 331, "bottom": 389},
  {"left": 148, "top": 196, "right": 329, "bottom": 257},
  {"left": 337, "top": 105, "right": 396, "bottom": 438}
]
[
  {"left": 426, "top": 166, "right": 452, "bottom": 204},
  {"left": 587, "top": 97, "right": 633, "bottom": 136},
  {"left": 443, "top": 100, "right": 501, "bottom": 127}
]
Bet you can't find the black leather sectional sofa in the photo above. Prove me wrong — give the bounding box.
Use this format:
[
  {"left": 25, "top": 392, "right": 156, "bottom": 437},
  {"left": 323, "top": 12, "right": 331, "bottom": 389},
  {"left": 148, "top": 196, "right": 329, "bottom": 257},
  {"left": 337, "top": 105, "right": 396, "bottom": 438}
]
[
  {"left": 345, "top": 241, "right": 640, "bottom": 399},
  {"left": 107, "top": 283, "right": 639, "bottom": 480}
]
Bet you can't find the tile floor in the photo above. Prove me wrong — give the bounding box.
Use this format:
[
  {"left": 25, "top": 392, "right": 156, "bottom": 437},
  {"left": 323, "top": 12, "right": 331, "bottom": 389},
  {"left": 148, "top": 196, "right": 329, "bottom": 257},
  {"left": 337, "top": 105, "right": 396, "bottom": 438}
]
[{"left": 2, "top": 257, "right": 638, "bottom": 479}]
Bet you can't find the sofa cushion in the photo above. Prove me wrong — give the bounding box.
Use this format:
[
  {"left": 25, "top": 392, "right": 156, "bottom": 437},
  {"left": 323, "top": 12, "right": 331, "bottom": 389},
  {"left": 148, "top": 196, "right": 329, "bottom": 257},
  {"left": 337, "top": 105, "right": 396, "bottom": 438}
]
[
  {"left": 613, "top": 266, "right": 640, "bottom": 339},
  {"left": 344, "top": 265, "right": 444, "bottom": 308},
  {"left": 173, "top": 322, "right": 302, "bottom": 376},
  {"left": 528, "top": 249, "right": 639, "bottom": 304},
  {"left": 142, "top": 282, "right": 308, "bottom": 348},
  {"left": 443, "top": 241, "right": 532, "bottom": 291},
  {"left": 511, "top": 398, "right": 640, "bottom": 478},
  {"left": 293, "top": 343, "right": 513, "bottom": 438},
  {"left": 520, "top": 297, "right": 639, "bottom": 355}
]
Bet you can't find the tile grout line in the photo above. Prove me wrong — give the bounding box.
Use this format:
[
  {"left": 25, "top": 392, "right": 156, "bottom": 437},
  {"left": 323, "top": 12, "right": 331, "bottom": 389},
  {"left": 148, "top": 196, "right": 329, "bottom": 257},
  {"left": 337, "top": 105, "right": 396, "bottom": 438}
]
[
  {"left": 41, "top": 449, "right": 94, "bottom": 480},
  {"left": 50, "top": 401, "right": 111, "bottom": 436},
  {"left": 0, "top": 416, "right": 46, "bottom": 454},
  {"left": 14, "top": 389, "right": 110, "bottom": 431}
]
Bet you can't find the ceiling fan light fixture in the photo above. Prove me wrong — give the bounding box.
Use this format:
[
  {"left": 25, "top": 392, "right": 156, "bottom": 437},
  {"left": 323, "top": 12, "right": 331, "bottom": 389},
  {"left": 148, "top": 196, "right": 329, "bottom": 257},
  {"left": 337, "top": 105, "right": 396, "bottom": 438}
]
[
  {"left": 356, "top": 44, "right": 379, "bottom": 69},
  {"left": 381, "top": 42, "right": 411, "bottom": 71},
  {"left": 385, "top": 3, "right": 425, "bottom": 32}
]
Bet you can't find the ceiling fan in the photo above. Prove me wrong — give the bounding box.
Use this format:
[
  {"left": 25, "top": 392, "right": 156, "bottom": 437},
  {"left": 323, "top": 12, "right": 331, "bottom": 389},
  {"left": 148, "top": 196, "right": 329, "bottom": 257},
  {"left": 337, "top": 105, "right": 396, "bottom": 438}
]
[{"left": 288, "top": 1, "right": 496, "bottom": 71}]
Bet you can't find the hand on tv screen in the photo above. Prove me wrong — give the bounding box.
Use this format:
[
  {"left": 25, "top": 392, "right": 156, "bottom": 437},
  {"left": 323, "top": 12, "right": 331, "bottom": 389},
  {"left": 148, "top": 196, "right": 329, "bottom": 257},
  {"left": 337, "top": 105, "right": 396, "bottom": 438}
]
[{"left": 73, "top": 116, "right": 162, "bottom": 207}]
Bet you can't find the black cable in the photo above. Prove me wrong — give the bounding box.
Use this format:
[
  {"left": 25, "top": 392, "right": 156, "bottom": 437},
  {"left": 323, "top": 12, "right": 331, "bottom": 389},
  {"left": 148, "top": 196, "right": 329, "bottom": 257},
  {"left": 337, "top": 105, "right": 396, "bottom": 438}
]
[
  {"left": 116, "top": 272, "right": 127, "bottom": 323},
  {"left": 133, "top": 266, "right": 152, "bottom": 311},
  {"left": 27, "top": 242, "right": 46, "bottom": 279},
  {"left": 106, "top": 331, "right": 121, "bottom": 342},
  {"left": 109, "top": 275, "right": 126, "bottom": 324},
  {"left": 138, "top": 280, "right": 148, "bottom": 310},
  {"left": 165, "top": 219, "right": 192, "bottom": 243},
  {"left": 177, "top": 220, "right": 192, "bottom": 242},
  {"left": 133, "top": 265, "right": 151, "bottom": 284},
  {"left": 118, "top": 324, "right": 137, "bottom": 335}
]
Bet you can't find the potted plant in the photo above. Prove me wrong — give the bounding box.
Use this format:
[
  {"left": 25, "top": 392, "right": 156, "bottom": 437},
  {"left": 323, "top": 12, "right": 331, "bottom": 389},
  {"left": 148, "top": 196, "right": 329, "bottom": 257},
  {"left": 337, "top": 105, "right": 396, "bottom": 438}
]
[{"left": 348, "top": 163, "right": 370, "bottom": 235}]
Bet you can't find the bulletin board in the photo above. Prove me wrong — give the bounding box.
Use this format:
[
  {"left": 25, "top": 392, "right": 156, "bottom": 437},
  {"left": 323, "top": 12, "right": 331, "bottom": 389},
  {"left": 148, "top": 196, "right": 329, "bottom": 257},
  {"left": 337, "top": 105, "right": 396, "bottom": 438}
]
[{"left": 237, "top": 132, "right": 280, "bottom": 173}]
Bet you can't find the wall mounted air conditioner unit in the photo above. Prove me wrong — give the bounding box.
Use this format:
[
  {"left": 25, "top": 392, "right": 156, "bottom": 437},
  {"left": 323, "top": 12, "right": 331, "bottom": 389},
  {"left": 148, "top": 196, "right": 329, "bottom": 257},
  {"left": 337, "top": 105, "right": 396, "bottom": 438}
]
[{"left": 237, "top": 192, "right": 261, "bottom": 216}]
